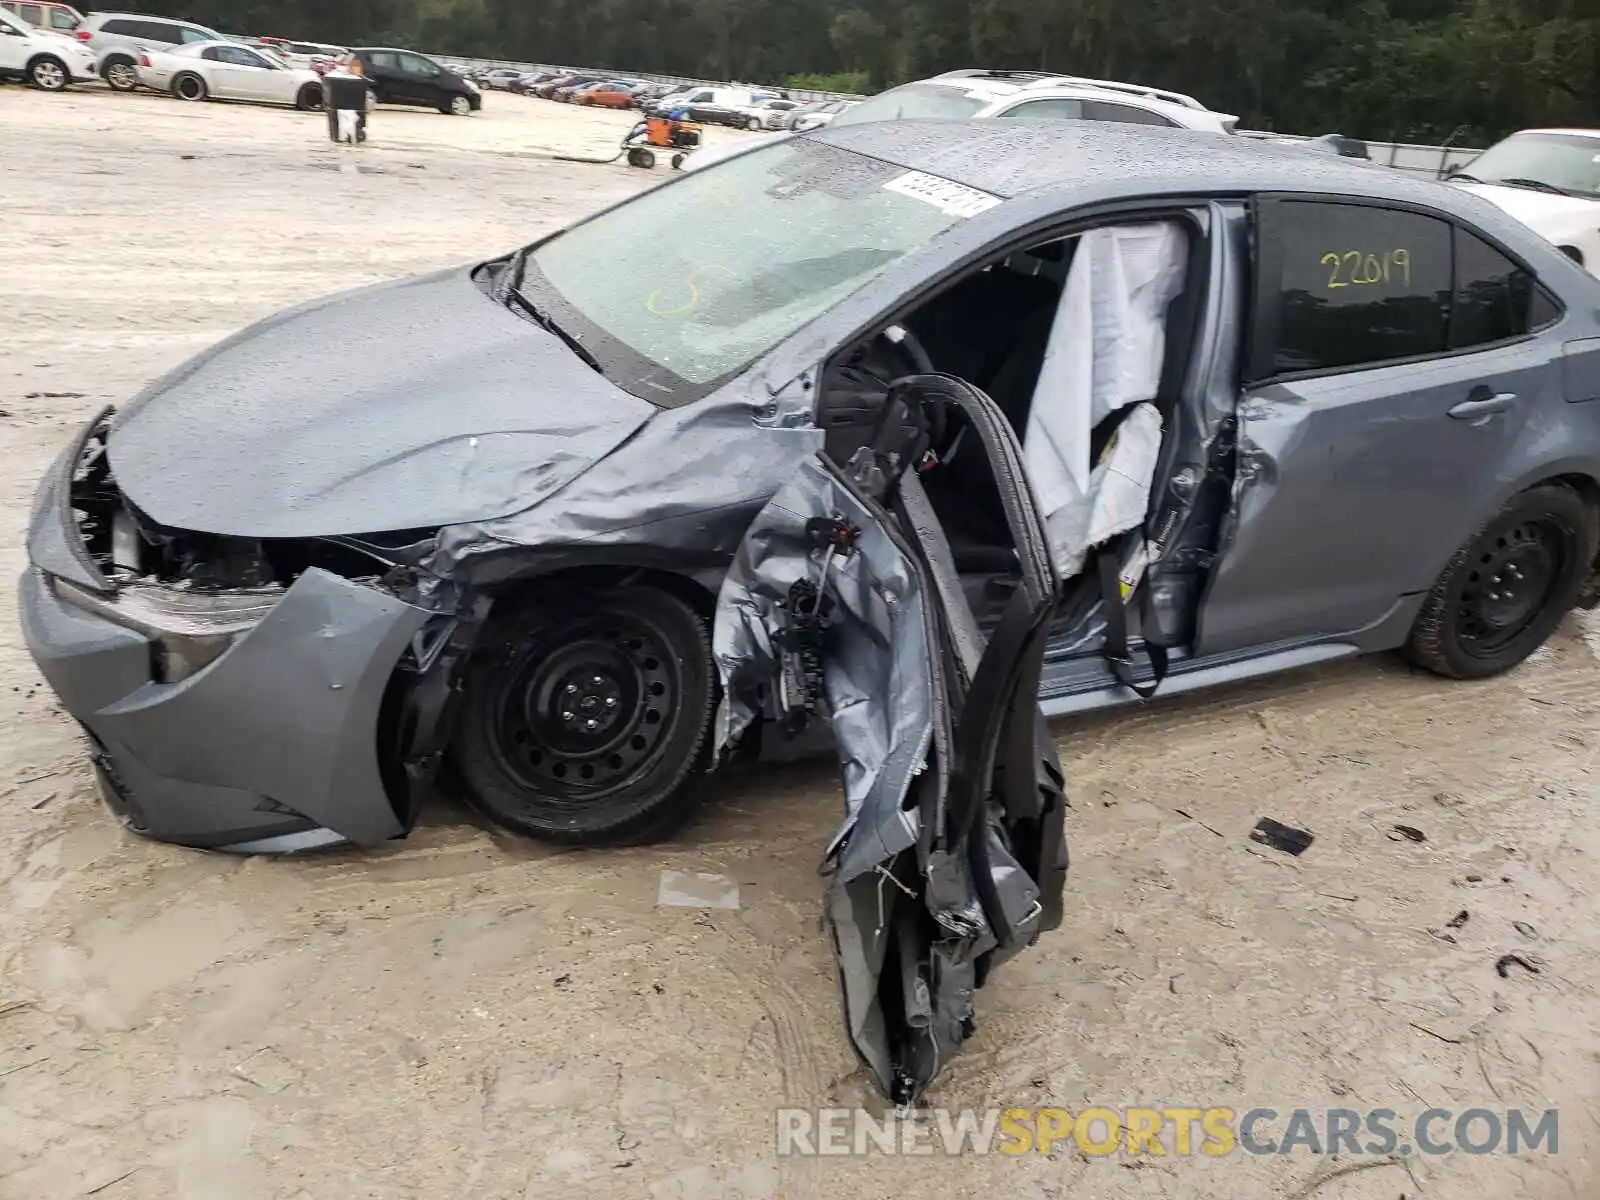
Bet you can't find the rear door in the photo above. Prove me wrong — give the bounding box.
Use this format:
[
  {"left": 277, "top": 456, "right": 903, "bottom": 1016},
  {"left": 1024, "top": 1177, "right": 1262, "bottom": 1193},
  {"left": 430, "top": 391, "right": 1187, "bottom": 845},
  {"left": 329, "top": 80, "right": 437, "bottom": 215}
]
[
  {"left": 713, "top": 376, "right": 1068, "bottom": 1104},
  {"left": 1197, "top": 195, "right": 1565, "bottom": 654}
]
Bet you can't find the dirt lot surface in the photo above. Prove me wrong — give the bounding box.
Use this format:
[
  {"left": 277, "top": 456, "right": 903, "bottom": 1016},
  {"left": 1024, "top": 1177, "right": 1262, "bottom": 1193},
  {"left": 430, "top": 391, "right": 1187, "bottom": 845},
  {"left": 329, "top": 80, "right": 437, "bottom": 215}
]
[{"left": 3, "top": 85, "right": 1599, "bottom": 1200}]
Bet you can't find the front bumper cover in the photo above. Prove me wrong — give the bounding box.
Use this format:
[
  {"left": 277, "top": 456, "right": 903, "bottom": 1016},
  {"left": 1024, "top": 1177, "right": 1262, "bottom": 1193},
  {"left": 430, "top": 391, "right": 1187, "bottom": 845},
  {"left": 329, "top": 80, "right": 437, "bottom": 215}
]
[{"left": 20, "top": 565, "right": 429, "bottom": 851}]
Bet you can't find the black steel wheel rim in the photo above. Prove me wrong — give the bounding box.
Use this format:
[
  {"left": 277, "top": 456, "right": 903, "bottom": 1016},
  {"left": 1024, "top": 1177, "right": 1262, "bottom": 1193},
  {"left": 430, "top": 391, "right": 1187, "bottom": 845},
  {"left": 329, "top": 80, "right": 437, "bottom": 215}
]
[
  {"left": 1457, "top": 517, "right": 1569, "bottom": 656},
  {"left": 488, "top": 614, "right": 680, "bottom": 804}
]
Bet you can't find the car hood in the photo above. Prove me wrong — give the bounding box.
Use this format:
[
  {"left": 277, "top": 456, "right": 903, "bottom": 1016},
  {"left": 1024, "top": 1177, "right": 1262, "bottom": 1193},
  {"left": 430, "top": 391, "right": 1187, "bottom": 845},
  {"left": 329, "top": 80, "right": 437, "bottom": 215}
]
[
  {"left": 1454, "top": 181, "right": 1600, "bottom": 229},
  {"left": 108, "top": 267, "right": 655, "bottom": 539}
]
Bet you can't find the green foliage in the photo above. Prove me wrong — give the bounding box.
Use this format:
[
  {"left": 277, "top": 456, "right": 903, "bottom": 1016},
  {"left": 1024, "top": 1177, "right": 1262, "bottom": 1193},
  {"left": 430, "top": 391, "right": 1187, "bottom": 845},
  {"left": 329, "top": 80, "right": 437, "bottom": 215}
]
[
  {"left": 785, "top": 71, "right": 872, "bottom": 95},
  {"left": 114, "top": 0, "right": 1592, "bottom": 141}
]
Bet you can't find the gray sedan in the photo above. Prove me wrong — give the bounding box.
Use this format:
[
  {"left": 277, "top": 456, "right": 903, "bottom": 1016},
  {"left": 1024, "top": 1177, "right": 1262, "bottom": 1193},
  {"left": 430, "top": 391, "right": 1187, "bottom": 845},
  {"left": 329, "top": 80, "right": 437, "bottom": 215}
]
[{"left": 21, "top": 120, "right": 1600, "bottom": 1098}]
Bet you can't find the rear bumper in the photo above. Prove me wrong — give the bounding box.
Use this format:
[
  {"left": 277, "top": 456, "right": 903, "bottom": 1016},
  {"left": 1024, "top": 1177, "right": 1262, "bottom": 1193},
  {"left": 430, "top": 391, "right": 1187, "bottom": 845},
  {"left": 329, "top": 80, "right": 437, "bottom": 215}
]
[{"left": 19, "top": 565, "right": 430, "bottom": 852}]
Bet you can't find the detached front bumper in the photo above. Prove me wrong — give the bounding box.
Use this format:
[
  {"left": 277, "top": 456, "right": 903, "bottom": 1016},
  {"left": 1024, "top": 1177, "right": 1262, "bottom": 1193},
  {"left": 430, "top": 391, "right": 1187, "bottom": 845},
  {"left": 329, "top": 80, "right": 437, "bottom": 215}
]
[{"left": 19, "top": 565, "right": 429, "bottom": 851}]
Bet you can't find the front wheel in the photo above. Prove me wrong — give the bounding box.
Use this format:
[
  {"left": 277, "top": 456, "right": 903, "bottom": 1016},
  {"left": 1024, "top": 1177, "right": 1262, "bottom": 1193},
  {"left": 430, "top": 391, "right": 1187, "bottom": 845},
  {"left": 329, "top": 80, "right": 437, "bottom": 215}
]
[
  {"left": 27, "top": 56, "right": 69, "bottom": 92},
  {"left": 451, "top": 584, "right": 715, "bottom": 845},
  {"left": 446, "top": 93, "right": 472, "bottom": 116},
  {"left": 295, "top": 83, "right": 324, "bottom": 111},
  {"left": 1404, "top": 484, "right": 1598, "bottom": 679},
  {"left": 746, "top": 115, "right": 762, "bottom": 130}
]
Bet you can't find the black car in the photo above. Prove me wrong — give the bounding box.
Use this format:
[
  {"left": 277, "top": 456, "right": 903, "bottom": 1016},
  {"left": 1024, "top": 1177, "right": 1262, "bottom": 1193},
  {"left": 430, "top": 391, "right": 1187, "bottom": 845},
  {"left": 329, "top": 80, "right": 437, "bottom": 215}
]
[{"left": 348, "top": 47, "right": 481, "bottom": 116}]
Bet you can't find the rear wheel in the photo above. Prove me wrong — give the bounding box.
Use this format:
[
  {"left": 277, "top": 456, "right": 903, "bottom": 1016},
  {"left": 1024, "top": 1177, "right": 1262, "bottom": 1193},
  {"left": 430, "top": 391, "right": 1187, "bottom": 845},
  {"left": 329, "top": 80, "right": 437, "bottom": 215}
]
[
  {"left": 451, "top": 584, "right": 714, "bottom": 845},
  {"left": 172, "top": 72, "right": 207, "bottom": 102},
  {"left": 295, "top": 83, "right": 323, "bottom": 111},
  {"left": 1405, "top": 484, "right": 1597, "bottom": 679},
  {"left": 27, "top": 56, "right": 68, "bottom": 92},
  {"left": 746, "top": 115, "right": 762, "bottom": 130},
  {"left": 102, "top": 55, "right": 138, "bottom": 92}
]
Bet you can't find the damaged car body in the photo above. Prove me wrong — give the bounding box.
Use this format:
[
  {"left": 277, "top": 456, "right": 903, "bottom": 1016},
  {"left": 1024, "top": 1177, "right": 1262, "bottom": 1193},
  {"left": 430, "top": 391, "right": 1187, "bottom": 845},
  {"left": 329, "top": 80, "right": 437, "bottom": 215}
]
[{"left": 22, "top": 121, "right": 1600, "bottom": 862}]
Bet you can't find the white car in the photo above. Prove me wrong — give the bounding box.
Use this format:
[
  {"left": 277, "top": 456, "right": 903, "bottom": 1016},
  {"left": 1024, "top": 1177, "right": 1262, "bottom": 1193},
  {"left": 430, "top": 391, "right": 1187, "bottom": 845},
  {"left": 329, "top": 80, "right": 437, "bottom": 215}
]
[
  {"left": 682, "top": 68, "right": 1236, "bottom": 173},
  {"left": 0, "top": 4, "right": 95, "bottom": 89},
  {"left": 1448, "top": 129, "right": 1600, "bottom": 276},
  {"left": 137, "top": 39, "right": 324, "bottom": 109},
  {"left": 791, "top": 99, "right": 857, "bottom": 131},
  {"left": 729, "top": 97, "right": 802, "bottom": 130}
]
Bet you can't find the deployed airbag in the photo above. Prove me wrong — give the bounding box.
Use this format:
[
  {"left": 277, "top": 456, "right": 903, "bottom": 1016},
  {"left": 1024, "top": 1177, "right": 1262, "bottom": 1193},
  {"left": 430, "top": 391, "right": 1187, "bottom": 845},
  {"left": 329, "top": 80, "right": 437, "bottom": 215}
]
[{"left": 1023, "top": 222, "right": 1187, "bottom": 577}]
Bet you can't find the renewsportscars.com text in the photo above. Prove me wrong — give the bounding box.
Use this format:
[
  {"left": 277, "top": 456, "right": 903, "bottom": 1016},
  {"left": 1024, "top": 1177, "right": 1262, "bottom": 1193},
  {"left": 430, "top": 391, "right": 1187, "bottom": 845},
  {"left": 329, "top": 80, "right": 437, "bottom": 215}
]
[{"left": 775, "top": 1106, "right": 1559, "bottom": 1158}]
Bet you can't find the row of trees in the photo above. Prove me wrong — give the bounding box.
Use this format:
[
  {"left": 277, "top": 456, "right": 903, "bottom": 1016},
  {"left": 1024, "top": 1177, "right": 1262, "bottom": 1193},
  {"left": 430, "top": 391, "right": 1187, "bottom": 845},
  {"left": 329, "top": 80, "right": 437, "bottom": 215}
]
[{"left": 113, "top": 0, "right": 1597, "bottom": 143}]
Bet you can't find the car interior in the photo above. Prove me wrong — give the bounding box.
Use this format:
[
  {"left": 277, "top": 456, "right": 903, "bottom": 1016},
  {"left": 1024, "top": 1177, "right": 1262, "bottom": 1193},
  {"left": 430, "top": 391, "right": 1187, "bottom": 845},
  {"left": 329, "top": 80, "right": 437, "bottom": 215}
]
[{"left": 820, "top": 219, "right": 1209, "bottom": 628}]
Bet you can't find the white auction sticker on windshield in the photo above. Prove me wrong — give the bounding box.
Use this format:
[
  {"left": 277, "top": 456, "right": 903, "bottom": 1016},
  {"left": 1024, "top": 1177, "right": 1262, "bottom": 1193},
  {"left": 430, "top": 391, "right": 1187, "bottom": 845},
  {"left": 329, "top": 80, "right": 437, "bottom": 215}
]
[{"left": 882, "top": 171, "right": 1001, "bottom": 218}]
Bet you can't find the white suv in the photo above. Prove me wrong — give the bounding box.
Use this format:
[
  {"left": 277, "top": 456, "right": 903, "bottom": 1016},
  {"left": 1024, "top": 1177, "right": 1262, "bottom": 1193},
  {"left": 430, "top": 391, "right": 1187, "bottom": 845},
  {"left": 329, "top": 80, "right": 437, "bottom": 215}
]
[
  {"left": 0, "top": 4, "right": 94, "bottom": 89},
  {"left": 682, "top": 68, "right": 1236, "bottom": 172},
  {"left": 1447, "top": 129, "right": 1600, "bottom": 277}
]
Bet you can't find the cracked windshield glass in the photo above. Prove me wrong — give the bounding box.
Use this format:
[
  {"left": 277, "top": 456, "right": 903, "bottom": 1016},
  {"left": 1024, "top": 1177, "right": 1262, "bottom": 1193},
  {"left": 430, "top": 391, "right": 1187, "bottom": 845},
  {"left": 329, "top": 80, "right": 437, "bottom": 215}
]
[{"left": 524, "top": 139, "right": 990, "bottom": 403}]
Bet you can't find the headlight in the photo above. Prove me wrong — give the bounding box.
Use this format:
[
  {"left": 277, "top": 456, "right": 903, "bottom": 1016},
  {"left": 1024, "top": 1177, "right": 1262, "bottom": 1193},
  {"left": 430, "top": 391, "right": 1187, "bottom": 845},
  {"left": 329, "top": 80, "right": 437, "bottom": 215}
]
[{"left": 55, "top": 577, "right": 282, "bottom": 683}]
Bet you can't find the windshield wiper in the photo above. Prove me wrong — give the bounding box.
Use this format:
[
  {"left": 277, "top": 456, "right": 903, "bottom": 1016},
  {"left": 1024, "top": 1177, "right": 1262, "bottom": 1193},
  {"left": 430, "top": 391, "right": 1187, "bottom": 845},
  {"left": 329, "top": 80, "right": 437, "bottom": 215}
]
[
  {"left": 1447, "top": 171, "right": 1482, "bottom": 183},
  {"left": 507, "top": 287, "right": 603, "bottom": 375},
  {"left": 1499, "top": 177, "right": 1572, "bottom": 196}
]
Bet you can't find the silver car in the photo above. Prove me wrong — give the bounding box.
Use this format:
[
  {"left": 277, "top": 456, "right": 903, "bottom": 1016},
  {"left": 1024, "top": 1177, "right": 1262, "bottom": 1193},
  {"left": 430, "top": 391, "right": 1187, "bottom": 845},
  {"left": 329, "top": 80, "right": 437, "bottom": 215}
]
[{"left": 81, "top": 9, "right": 228, "bottom": 91}]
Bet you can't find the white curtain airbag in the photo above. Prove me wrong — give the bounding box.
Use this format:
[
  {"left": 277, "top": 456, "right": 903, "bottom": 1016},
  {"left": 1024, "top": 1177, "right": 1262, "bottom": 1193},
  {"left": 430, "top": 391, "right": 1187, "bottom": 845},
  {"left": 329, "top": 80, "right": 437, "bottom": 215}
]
[{"left": 1022, "top": 222, "right": 1187, "bottom": 578}]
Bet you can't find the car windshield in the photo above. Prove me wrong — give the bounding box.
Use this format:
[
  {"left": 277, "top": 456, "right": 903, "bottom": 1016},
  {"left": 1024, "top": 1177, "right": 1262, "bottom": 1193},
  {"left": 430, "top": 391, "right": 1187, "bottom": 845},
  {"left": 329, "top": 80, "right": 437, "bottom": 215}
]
[
  {"left": 1458, "top": 132, "right": 1600, "bottom": 199},
  {"left": 831, "top": 82, "right": 986, "bottom": 127},
  {"left": 521, "top": 139, "right": 992, "bottom": 404}
]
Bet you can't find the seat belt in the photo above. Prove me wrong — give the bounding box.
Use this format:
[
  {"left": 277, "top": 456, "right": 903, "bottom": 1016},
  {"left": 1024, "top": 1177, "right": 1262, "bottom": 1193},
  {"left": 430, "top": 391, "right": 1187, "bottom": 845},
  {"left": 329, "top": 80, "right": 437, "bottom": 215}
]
[{"left": 1096, "top": 534, "right": 1168, "bottom": 700}]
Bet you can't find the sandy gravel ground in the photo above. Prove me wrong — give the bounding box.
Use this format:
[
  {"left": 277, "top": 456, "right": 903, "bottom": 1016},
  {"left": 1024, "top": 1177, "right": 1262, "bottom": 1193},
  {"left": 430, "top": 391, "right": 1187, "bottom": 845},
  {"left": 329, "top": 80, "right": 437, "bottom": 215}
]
[{"left": 2, "top": 85, "right": 1598, "bottom": 1200}]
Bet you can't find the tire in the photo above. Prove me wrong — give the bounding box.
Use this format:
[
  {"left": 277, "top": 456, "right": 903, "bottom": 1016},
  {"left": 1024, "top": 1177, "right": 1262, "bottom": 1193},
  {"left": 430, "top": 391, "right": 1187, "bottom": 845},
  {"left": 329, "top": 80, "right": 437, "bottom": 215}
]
[
  {"left": 295, "top": 83, "right": 324, "bottom": 111},
  {"left": 1404, "top": 484, "right": 1597, "bottom": 679},
  {"left": 102, "top": 55, "right": 139, "bottom": 92},
  {"left": 446, "top": 93, "right": 472, "bottom": 116},
  {"left": 746, "top": 115, "right": 762, "bottom": 130},
  {"left": 627, "top": 147, "right": 655, "bottom": 169},
  {"left": 172, "top": 73, "right": 207, "bottom": 102},
  {"left": 27, "top": 56, "right": 69, "bottom": 92},
  {"left": 451, "top": 583, "right": 715, "bottom": 845}
]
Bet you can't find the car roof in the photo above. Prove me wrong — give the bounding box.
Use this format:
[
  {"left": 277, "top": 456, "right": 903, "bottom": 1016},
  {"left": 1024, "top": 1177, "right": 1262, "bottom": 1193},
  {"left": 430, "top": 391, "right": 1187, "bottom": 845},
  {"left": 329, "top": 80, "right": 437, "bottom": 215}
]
[
  {"left": 1515, "top": 128, "right": 1600, "bottom": 140},
  {"left": 809, "top": 119, "right": 1490, "bottom": 210},
  {"left": 914, "top": 68, "right": 1208, "bottom": 110},
  {"left": 93, "top": 10, "right": 210, "bottom": 25}
]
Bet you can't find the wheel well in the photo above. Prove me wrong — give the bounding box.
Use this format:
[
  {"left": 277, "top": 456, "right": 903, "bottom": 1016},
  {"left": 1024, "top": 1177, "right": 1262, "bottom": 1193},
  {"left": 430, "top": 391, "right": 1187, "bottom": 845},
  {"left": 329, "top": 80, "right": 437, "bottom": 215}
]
[
  {"left": 490, "top": 564, "right": 718, "bottom": 625},
  {"left": 27, "top": 53, "right": 65, "bottom": 68},
  {"left": 1547, "top": 472, "right": 1600, "bottom": 522}
]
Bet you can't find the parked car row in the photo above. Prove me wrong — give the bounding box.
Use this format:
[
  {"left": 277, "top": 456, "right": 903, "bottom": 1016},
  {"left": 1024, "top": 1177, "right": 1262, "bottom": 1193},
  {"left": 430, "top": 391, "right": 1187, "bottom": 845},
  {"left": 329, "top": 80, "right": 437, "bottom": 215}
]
[{"left": 0, "top": 6, "right": 482, "bottom": 116}]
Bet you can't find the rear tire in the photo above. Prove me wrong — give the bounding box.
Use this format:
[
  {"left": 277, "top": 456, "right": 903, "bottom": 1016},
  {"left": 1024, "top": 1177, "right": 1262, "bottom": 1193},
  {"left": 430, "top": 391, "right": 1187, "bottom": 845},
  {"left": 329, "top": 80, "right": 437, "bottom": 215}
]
[
  {"left": 102, "top": 55, "right": 139, "bottom": 92},
  {"left": 172, "top": 73, "right": 207, "bottom": 102},
  {"left": 1404, "top": 484, "right": 1597, "bottom": 679},
  {"left": 451, "top": 583, "right": 714, "bottom": 845},
  {"left": 27, "top": 56, "right": 69, "bottom": 92},
  {"left": 295, "top": 83, "right": 323, "bottom": 111},
  {"left": 746, "top": 115, "right": 762, "bottom": 130}
]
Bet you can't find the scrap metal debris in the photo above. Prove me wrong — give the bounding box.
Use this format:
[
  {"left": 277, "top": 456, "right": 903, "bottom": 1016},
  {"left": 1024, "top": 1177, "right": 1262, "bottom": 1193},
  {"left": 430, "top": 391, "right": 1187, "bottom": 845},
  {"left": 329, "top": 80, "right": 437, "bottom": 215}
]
[
  {"left": 1445, "top": 910, "right": 1469, "bottom": 929},
  {"left": 1513, "top": 921, "right": 1538, "bottom": 940},
  {"left": 1390, "top": 824, "right": 1427, "bottom": 843},
  {"left": 1249, "top": 818, "right": 1314, "bottom": 856}
]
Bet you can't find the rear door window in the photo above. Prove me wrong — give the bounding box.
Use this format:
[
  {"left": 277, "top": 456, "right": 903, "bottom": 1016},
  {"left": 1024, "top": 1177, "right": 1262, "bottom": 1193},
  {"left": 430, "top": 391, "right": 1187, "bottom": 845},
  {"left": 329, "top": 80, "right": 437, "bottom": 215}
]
[
  {"left": 368, "top": 50, "right": 399, "bottom": 69},
  {"left": 998, "top": 98, "right": 1086, "bottom": 120},
  {"left": 1084, "top": 100, "right": 1178, "bottom": 126},
  {"left": 49, "top": 6, "right": 78, "bottom": 28},
  {"left": 1250, "top": 198, "right": 1560, "bottom": 381},
  {"left": 15, "top": 3, "right": 41, "bottom": 24},
  {"left": 1250, "top": 199, "right": 1452, "bottom": 378}
]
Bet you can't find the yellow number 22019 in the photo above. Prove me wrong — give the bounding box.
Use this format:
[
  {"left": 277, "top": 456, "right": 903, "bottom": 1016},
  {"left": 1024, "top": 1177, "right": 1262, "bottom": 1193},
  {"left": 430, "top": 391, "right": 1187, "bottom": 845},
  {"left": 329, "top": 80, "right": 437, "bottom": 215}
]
[{"left": 1320, "top": 248, "right": 1411, "bottom": 289}]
